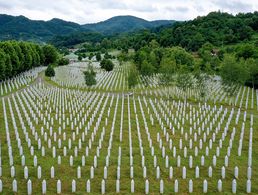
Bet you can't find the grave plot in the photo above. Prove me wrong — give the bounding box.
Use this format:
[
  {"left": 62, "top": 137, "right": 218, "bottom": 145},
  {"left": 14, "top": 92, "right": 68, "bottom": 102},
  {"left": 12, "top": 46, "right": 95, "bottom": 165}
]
[
  {"left": 140, "top": 79, "right": 258, "bottom": 111},
  {"left": 0, "top": 83, "right": 257, "bottom": 194},
  {"left": 51, "top": 61, "right": 162, "bottom": 92},
  {"left": 0, "top": 67, "right": 46, "bottom": 97}
]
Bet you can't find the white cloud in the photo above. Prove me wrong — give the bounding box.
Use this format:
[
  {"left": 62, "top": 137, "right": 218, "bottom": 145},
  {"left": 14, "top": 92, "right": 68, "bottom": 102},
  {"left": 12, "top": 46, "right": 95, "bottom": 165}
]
[{"left": 0, "top": 0, "right": 257, "bottom": 24}]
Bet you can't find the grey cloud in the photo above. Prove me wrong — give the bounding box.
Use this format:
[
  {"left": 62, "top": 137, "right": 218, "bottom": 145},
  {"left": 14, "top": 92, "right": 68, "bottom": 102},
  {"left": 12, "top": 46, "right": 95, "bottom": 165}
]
[
  {"left": 212, "top": 0, "right": 253, "bottom": 12},
  {"left": 0, "top": 0, "right": 257, "bottom": 24},
  {"left": 165, "top": 6, "right": 189, "bottom": 13},
  {"left": 0, "top": 1, "right": 12, "bottom": 9}
]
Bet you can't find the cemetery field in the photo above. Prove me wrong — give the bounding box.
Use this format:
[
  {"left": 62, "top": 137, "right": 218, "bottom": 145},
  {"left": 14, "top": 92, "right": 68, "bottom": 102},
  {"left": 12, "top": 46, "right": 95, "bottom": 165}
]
[{"left": 0, "top": 64, "right": 257, "bottom": 194}]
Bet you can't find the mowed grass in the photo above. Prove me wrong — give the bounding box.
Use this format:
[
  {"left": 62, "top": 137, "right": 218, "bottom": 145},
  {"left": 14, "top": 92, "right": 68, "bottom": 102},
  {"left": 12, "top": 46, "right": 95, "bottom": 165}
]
[{"left": 0, "top": 83, "right": 257, "bottom": 194}]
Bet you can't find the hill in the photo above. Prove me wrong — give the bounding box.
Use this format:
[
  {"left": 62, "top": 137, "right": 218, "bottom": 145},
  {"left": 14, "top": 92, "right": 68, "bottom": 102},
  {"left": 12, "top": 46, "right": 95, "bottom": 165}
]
[
  {"left": 82, "top": 15, "right": 174, "bottom": 35},
  {"left": 0, "top": 14, "right": 174, "bottom": 42},
  {"left": 0, "top": 14, "right": 84, "bottom": 42}
]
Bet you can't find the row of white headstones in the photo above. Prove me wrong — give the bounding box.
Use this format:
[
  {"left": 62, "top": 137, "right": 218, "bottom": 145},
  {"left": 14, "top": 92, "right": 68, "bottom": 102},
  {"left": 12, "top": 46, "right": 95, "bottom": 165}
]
[
  {"left": 141, "top": 83, "right": 258, "bottom": 111},
  {"left": 52, "top": 61, "right": 161, "bottom": 90},
  {"left": 0, "top": 84, "right": 254, "bottom": 193},
  {"left": 0, "top": 67, "right": 46, "bottom": 96},
  {"left": 0, "top": 177, "right": 252, "bottom": 194}
]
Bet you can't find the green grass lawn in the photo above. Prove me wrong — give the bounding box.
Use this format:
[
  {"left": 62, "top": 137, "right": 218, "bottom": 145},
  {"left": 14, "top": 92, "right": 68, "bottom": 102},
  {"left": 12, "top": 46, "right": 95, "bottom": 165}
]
[{"left": 0, "top": 81, "right": 257, "bottom": 194}]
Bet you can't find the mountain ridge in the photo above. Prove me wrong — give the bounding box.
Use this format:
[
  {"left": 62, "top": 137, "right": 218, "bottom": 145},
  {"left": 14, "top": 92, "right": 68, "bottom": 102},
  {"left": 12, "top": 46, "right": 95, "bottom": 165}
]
[{"left": 0, "top": 14, "right": 175, "bottom": 42}]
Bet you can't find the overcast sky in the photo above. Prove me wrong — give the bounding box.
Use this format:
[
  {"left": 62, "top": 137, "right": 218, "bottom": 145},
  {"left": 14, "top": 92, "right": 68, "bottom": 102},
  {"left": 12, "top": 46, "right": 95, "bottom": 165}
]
[{"left": 0, "top": 0, "right": 257, "bottom": 24}]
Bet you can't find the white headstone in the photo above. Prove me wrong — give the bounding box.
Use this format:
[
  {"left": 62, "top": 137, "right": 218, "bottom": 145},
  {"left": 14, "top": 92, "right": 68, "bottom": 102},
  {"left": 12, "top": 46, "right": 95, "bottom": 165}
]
[
  {"left": 130, "top": 166, "right": 134, "bottom": 178},
  {"left": 145, "top": 179, "right": 149, "bottom": 194},
  {"left": 86, "top": 179, "right": 90, "bottom": 193},
  {"left": 208, "top": 166, "right": 212, "bottom": 178},
  {"left": 37, "top": 166, "right": 42, "bottom": 179},
  {"left": 104, "top": 166, "right": 108, "bottom": 179},
  {"left": 221, "top": 166, "right": 226, "bottom": 179},
  {"left": 189, "top": 179, "right": 193, "bottom": 193},
  {"left": 160, "top": 179, "right": 164, "bottom": 194},
  {"left": 42, "top": 180, "right": 46, "bottom": 194},
  {"left": 11, "top": 166, "right": 15, "bottom": 177},
  {"left": 27, "top": 179, "right": 32, "bottom": 195},
  {"left": 57, "top": 180, "right": 61, "bottom": 194},
  {"left": 101, "top": 179, "right": 105, "bottom": 194},
  {"left": 218, "top": 179, "right": 222, "bottom": 192},
  {"left": 195, "top": 166, "right": 200, "bottom": 178},
  {"left": 77, "top": 166, "right": 81, "bottom": 179},
  {"left": 232, "top": 179, "right": 237, "bottom": 194},
  {"left": 182, "top": 166, "right": 186, "bottom": 179},
  {"left": 174, "top": 179, "right": 178, "bottom": 193},
  {"left": 247, "top": 167, "right": 252, "bottom": 179},
  {"left": 234, "top": 166, "right": 239, "bottom": 179},
  {"left": 90, "top": 166, "right": 94, "bottom": 179},
  {"left": 12, "top": 179, "right": 17, "bottom": 192},
  {"left": 24, "top": 166, "right": 28, "bottom": 179},
  {"left": 116, "top": 180, "right": 120, "bottom": 193},
  {"left": 156, "top": 166, "right": 160, "bottom": 179},
  {"left": 246, "top": 179, "right": 251, "bottom": 193},
  {"left": 169, "top": 166, "right": 173, "bottom": 179},
  {"left": 51, "top": 166, "right": 55, "bottom": 178},
  {"left": 72, "top": 180, "right": 76, "bottom": 193},
  {"left": 131, "top": 179, "right": 134, "bottom": 193},
  {"left": 203, "top": 180, "right": 208, "bottom": 193}
]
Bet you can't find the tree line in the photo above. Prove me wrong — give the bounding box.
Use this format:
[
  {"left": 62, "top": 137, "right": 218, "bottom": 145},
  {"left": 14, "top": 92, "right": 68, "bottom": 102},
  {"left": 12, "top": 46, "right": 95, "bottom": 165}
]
[
  {"left": 128, "top": 39, "right": 258, "bottom": 92},
  {"left": 0, "top": 41, "right": 63, "bottom": 81}
]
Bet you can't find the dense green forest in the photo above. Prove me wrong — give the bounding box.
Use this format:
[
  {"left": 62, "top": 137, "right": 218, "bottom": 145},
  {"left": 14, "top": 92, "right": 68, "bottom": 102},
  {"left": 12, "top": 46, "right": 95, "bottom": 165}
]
[
  {"left": 0, "top": 41, "right": 59, "bottom": 81},
  {"left": 52, "top": 11, "right": 258, "bottom": 51},
  {"left": 113, "top": 11, "right": 258, "bottom": 52}
]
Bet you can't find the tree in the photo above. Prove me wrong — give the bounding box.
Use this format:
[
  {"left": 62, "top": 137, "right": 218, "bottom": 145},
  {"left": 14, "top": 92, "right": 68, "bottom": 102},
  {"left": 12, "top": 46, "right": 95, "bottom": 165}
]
[
  {"left": 89, "top": 53, "right": 94, "bottom": 60},
  {"left": 19, "top": 42, "right": 32, "bottom": 71},
  {"left": 11, "top": 41, "right": 24, "bottom": 74},
  {"left": 45, "top": 65, "right": 55, "bottom": 77},
  {"left": 159, "top": 56, "right": 176, "bottom": 85},
  {"left": 84, "top": 64, "right": 96, "bottom": 87},
  {"left": 220, "top": 55, "right": 249, "bottom": 97},
  {"left": 78, "top": 55, "right": 82, "bottom": 61},
  {"left": 96, "top": 52, "right": 101, "bottom": 61},
  {"left": 0, "top": 49, "right": 6, "bottom": 81},
  {"left": 0, "top": 41, "right": 19, "bottom": 76},
  {"left": 43, "top": 45, "right": 59, "bottom": 64},
  {"left": 176, "top": 66, "right": 193, "bottom": 97},
  {"left": 245, "top": 58, "right": 258, "bottom": 88},
  {"left": 128, "top": 65, "right": 139, "bottom": 89},
  {"left": 141, "top": 60, "right": 155, "bottom": 76},
  {"left": 236, "top": 44, "right": 256, "bottom": 60},
  {"left": 58, "top": 58, "right": 69, "bottom": 66},
  {"left": 194, "top": 70, "right": 210, "bottom": 100},
  {"left": 3, "top": 53, "right": 12, "bottom": 78},
  {"left": 100, "top": 59, "right": 114, "bottom": 71}
]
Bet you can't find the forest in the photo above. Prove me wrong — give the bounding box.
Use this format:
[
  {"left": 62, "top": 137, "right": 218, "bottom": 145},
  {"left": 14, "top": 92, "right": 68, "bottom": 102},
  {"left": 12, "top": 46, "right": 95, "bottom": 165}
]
[{"left": 0, "top": 41, "right": 64, "bottom": 81}]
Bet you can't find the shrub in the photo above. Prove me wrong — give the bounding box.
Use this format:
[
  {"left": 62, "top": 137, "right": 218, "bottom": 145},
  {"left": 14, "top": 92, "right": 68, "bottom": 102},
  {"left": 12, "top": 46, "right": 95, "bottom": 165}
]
[
  {"left": 58, "top": 58, "right": 69, "bottom": 66},
  {"left": 100, "top": 59, "right": 114, "bottom": 71},
  {"left": 45, "top": 65, "right": 55, "bottom": 77}
]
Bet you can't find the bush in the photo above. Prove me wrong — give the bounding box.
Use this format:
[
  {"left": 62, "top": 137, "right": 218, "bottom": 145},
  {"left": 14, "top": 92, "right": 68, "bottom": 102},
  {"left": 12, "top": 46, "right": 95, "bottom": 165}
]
[
  {"left": 100, "top": 59, "right": 114, "bottom": 71},
  {"left": 45, "top": 65, "right": 55, "bottom": 77},
  {"left": 58, "top": 58, "right": 69, "bottom": 66},
  {"left": 84, "top": 64, "right": 96, "bottom": 86},
  {"left": 96, "top": 52, "right": 101, "bottom": 61}
]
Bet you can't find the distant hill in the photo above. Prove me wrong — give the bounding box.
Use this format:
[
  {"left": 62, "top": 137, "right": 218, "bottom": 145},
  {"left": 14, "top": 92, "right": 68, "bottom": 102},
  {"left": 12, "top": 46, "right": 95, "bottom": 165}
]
[
  {"left": 0, "top": 14, "right": 175, "bottom": 42},
  {"left": 0, "top": 14, "right": 84, "bottom": 42},
  {"left": 82, "top": 16, "right": 175, "bottom": 35}
]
